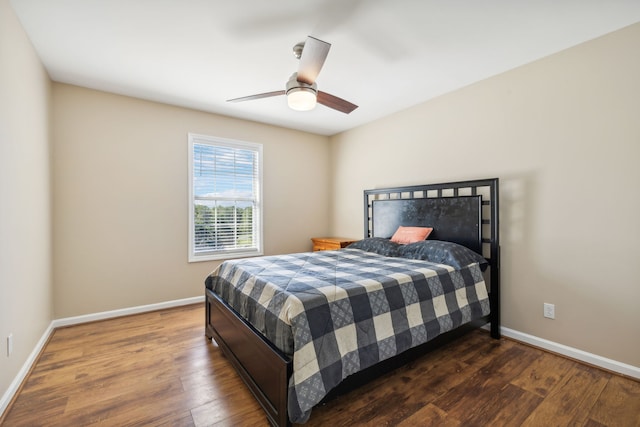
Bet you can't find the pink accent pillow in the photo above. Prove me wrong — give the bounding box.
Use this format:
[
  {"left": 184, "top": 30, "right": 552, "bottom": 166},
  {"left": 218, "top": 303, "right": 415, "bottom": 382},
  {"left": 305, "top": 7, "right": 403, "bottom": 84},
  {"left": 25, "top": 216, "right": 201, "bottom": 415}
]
[{"left": 390, "top": 226, "right": 433, "bottom": 244}]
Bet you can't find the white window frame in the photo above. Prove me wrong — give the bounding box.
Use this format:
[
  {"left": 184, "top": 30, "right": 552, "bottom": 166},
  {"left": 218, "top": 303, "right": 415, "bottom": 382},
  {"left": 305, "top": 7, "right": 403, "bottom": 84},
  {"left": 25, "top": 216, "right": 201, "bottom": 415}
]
[{"left": 188, "top": 133, "right": 263, "bottom": 262}]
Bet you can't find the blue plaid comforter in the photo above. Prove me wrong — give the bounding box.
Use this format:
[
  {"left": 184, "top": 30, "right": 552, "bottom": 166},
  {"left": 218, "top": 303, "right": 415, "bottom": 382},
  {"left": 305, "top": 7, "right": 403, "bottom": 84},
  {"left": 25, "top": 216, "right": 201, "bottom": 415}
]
[{"left": 205, "top": 248, "right": 490, "bottom": 423}]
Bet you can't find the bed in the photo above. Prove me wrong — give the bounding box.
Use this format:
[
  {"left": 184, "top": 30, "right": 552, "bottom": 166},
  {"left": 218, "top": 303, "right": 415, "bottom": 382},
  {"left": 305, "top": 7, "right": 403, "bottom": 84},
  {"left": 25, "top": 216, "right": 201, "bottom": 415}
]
[{"left": 205, "top": 178, "right": 500, "bottom": 426}]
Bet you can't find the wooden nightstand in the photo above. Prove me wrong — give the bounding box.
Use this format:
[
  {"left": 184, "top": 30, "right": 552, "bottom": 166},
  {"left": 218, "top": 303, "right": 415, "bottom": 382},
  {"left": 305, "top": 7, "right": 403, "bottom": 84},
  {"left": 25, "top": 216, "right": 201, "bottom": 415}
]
[{"left": 311, "top": 237, "right": 358, "bottom": 251}]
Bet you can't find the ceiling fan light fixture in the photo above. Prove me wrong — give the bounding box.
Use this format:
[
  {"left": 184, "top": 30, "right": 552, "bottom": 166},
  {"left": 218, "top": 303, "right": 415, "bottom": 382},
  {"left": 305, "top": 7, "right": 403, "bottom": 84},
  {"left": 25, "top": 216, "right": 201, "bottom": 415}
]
[{"left": 286, "top": 87, "right": 317, "bottom": 111}]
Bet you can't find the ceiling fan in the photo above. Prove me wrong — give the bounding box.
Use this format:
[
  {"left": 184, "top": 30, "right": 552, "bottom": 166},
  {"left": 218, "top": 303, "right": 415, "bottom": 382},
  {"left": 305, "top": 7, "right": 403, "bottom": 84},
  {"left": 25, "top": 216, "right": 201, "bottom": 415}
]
[{"left": 227, "top": 36, "right": 358, "bottom": 114}]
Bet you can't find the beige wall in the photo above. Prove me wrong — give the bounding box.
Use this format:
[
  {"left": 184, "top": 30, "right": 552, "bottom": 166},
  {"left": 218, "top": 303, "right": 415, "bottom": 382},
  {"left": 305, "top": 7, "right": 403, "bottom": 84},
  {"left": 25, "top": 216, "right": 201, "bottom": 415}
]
[
  {"left": 0, "top": 0, "right": 53, "bottom": 401},
  {"left": 52, "top": 84, "right": 330, "bottom": 318},
  {"left": 329, "top": 23, "right": 640, "bottom": 367}
]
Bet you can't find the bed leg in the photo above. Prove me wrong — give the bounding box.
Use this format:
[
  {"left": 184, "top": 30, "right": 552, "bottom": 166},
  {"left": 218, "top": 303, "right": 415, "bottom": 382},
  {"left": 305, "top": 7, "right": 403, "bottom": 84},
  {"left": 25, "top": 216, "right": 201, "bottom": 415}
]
[{"left": 490, "top": 322, "right": 500, "bottom": 339}]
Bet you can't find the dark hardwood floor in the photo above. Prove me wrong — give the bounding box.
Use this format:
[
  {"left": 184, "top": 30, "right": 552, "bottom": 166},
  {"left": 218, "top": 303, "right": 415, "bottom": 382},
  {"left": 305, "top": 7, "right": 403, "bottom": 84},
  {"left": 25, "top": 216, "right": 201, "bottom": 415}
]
[{"left": 1, "top": 304, "right": 638, "bottom": 426}]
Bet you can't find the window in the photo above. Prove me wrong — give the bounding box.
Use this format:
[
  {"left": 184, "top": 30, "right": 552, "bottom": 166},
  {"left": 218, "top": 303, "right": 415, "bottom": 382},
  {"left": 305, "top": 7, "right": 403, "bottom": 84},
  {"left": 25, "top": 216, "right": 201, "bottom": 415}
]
[{"left": 188, "top": 133, "right": 263, "bottom": 262}]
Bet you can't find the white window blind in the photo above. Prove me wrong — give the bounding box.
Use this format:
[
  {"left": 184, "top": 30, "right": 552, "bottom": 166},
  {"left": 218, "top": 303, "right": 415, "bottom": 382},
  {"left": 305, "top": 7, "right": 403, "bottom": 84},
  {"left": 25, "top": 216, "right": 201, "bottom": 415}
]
[{"left": 188, "top": 134, "right": 263, "bottom": 262}]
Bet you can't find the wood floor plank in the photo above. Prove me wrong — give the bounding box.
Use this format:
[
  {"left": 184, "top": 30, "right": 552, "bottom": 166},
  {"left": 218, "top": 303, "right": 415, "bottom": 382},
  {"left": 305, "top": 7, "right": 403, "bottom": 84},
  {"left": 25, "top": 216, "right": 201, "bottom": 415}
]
[
  {"left": 1, "top": 396, "right": 68, "bottom": 425},
  {"left": 62, "top": 379, "right": 188, "bottom": 426},
  {"left": 587, "top": 375, "right": 640, "bottom": 427},
  {"left": 190, "top": 385, "right": 264, "bottom": 426},
  {"left": 431, "top": 340, "right": 540, "bottom": 424},
  {"left": 458, "top": 331, "right": 510, "bottom": 367},
  {"left": 304, "top": 341, "right": 476, "bottom": 425},
  {"left": 397, "top": 402, "right": 462, "bottom": 427},
  {"left": 345, "top": 358, "right": 475, "bottom": 425},
  {"left": 520, "top": 363, "right": 611, "bottom": 427},
  {"left": 510, "top": 348, "right": 575, "bottom": 398},
  {"left": 157, "top": 412, "right": 196, "bottom": 427},
  {"left": 482, "top": 383, "right": 544, "bottom": 427},
  {"left": 2, "top": 304, "right": 638, "bottom": 427}
]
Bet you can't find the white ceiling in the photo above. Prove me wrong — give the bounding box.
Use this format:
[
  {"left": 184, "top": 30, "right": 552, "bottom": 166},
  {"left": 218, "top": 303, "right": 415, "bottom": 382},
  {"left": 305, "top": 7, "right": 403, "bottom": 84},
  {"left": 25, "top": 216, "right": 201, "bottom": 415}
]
[{"left": 10, "top": 0, "right": 640, "bottom": 136}]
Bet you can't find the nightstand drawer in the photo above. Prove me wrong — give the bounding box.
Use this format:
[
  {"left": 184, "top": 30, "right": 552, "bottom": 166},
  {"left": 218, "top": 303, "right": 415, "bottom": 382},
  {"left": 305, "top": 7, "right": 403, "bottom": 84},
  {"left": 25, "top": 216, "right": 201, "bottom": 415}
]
[{"left": 311, "top": 237, "right": 358, "bottom": 251}]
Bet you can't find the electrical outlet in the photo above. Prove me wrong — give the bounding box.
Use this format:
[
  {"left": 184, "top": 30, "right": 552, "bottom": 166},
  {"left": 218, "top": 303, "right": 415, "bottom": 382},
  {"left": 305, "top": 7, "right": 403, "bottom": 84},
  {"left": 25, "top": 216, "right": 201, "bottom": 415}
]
[
  {"left": 7, "top": 333, "right": 13, "bottom": 357},
  {"left": 543, "top": 303, "right": 555, "bottom": 319}
]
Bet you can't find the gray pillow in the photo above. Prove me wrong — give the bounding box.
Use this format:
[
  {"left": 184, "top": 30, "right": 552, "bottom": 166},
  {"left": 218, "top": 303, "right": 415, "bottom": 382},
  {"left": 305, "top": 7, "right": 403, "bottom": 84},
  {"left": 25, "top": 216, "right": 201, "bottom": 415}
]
[
  {"left": 347, "top": 238, "right": 401, "bottom": 257},
  {"left": 398, "top": 240, "right": 488, "bottom": 271}
]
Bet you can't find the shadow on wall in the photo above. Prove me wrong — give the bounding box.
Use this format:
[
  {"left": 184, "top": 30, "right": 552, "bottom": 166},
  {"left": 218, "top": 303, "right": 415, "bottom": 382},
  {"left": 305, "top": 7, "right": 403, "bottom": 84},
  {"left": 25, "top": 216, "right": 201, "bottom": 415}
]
[{"left": 498, "top": 171, "right": 541, "bottom": 330}]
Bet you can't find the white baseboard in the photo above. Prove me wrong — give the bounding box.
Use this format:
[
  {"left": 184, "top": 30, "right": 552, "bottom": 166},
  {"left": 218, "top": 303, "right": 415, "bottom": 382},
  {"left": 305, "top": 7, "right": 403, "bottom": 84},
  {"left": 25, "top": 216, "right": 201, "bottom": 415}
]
[
  {"left": 52, "top": 295, "right": 204, "bottom": 328},
  {"left": 500, "top": 326, "right": 640, "bottom": 380},
  {"left": 0, "top": 321, "right": 54, "bottom": 418},
  {"left": 0, "top": 295, "right": 204, "bottom": 418}
]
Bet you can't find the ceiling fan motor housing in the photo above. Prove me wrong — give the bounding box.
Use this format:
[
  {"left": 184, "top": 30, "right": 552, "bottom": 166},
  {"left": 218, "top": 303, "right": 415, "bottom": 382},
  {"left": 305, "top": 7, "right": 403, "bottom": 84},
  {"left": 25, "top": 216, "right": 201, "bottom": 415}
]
[{"left": 286, "top": 73, "right": 317, "bottom": 94}]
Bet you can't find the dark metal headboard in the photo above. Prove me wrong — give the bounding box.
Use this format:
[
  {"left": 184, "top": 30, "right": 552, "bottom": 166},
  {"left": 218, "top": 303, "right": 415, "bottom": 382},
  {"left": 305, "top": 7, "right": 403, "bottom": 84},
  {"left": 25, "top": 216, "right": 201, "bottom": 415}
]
[
  {"left": 364, "top": 178, "right": 500, "bottom": 338},
  {"left": 372, "top": 196, "right": 483, "bottom": 254}
]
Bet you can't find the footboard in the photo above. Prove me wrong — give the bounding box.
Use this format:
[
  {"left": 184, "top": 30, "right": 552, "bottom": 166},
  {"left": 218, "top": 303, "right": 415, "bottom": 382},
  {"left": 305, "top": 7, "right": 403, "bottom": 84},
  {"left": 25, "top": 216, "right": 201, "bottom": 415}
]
[{"left": 205, "top": 289, "right": 292, "bottom": 427}]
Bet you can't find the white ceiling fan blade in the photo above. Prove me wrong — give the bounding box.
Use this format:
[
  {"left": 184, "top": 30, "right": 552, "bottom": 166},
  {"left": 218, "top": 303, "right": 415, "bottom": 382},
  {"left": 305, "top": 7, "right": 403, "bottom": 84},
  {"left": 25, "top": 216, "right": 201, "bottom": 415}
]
[{"left": 297, "top": 36, "right": 330, "bottom": 85}]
